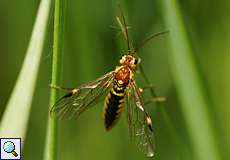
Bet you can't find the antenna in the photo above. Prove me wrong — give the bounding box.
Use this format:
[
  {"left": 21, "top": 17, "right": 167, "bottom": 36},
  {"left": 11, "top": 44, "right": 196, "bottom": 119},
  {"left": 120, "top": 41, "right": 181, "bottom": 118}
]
[
  {"left": 136, "top": 31, "right": 169, "bottom": 52},
  {"left": 117, "top": 6, "right": 133, "bottom": 51}
]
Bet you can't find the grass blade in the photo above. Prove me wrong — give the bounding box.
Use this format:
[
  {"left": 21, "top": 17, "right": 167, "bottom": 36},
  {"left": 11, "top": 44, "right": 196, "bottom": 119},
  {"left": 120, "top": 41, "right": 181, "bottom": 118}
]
[
  {"left": 0, "top": 0, "right": 51, "bottom": 147},
  {"left": 43, "top": 0, "right": 65, "bottom": 160},
  {"left": 159, "top": 0, "right": 221, "bottom": 160}
]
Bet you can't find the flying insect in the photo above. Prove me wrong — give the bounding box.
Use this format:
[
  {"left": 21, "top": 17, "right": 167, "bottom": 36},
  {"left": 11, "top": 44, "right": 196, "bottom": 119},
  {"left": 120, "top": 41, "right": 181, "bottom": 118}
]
[{"left": 50, "top": 10, "right": 167, "bottom": 157}]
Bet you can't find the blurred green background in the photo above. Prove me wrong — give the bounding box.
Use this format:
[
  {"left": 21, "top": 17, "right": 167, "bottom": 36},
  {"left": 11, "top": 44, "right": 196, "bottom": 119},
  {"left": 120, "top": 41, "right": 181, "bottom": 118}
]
[{"left": 0, "top": 0, "right": 229, "bottom": 160}]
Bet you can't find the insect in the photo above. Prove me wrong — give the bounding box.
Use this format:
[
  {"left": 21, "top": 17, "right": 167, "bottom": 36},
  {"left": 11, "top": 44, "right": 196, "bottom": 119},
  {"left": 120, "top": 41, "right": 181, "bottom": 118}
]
[{"left": 50, "top": 9, "right": 167, "bottom": 157}]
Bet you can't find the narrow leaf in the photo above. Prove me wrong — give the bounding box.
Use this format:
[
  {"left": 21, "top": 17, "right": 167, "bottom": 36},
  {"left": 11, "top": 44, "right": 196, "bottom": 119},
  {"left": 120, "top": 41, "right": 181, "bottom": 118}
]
[
  {"left": 43, "top": 0, "right": 65, "bottom": 160},
  {"left": 0, "top": 0, "right": 51, "bottom": 147},
  {"left": 159, "top": 0, "right": 221, "bottom": 159}
]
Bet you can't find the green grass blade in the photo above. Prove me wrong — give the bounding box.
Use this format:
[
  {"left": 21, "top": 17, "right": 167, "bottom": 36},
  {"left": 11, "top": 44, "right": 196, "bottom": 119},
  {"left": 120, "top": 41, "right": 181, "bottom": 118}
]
[
  {"left": 0, "top": 0, "right": 51, "bottom": 146},
  {"left": 159, "top": 0, "right": 221, "bottom": 160},
  {"left": 43, "top": 0, "right": 65, "bottom": 160}
]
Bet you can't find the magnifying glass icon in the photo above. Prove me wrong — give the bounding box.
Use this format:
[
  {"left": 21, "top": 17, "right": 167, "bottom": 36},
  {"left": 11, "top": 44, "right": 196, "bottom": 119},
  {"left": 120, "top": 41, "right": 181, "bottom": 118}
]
[{"left": 3, "top": 141, "right": 18, "bottom": 157}]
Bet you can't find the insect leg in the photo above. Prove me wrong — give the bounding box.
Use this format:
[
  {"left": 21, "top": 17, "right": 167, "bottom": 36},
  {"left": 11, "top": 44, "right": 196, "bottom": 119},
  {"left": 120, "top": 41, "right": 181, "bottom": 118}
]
[
  {"left": 139, "top": 85, "right": 166, "bottom": 104},
  {"left": 50, "top": 84, "right": 75, "bottom": 92},
  {"left": 50, "top": 84, "right": 79, "bottom": 100},
  {"left": 138, "top": 64, "right": 166, "bottom": 107}
]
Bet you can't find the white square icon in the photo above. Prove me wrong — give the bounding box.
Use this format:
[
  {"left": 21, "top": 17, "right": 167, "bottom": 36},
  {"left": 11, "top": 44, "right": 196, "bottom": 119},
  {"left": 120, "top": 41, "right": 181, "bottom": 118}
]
[{"left": 0, "top": 138, "right": 21, "bottom": 160}]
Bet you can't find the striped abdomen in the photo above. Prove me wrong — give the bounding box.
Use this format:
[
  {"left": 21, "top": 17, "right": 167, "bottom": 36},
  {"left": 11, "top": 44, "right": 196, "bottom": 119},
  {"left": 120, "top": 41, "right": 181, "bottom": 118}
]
[{"left": 103, "top": 82, "right": 126, "bottom": 131}]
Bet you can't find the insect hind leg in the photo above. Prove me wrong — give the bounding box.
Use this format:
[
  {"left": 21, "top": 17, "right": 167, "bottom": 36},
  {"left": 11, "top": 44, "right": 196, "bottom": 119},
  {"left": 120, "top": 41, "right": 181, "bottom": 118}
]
[
  {"left": 138, "top": 63, "right": 166, "bottom": 104},
  {"left": 139, "top": 85, "right": 166, "bottom": 106}
]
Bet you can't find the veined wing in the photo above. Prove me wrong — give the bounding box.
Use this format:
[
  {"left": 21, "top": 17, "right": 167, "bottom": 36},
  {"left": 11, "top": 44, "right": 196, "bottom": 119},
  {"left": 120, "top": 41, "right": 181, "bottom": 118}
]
[
  {"left": 51, "top": 71, "right": 115, "bottom": 120},
  {"left": 126, "top": 80, "right": 155, "bottom": 157}
]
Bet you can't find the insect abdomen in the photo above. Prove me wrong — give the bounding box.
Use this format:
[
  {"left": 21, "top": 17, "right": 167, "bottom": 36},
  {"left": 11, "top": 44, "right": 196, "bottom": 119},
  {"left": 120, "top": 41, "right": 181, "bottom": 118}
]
[{"left": 104, "top": 87, "right": 125, "bottom": 131}]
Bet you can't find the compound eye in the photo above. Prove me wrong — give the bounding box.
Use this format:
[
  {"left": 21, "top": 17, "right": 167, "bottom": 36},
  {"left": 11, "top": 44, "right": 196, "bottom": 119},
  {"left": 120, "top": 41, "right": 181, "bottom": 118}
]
[
  {"left": 120, "top": 54, "right": 125, "bottom": 59},
  {"left": 119, "top": 54, "right": 125, "bottom": 64},
  {"left": 134, "top": 59, "right": 138, "bottom": 64}
]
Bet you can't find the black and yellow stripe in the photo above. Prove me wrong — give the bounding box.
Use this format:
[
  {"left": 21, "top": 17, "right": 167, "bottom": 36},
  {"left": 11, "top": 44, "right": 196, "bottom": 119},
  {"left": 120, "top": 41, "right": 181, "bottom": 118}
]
[{"left": 103, "top": 81, "right": 126, "bottom": 131}]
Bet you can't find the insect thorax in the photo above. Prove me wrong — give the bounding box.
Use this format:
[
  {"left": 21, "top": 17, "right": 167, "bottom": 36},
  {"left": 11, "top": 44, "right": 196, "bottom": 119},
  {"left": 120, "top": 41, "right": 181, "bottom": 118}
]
[{"left": 114, "top": 66, "right": 133, "bottom": 85}]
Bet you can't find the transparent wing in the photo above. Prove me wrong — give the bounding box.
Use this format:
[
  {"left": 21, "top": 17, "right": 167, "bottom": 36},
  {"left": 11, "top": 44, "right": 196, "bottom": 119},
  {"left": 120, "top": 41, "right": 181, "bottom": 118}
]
[
  {"left": 126, "top": 80, "right": 155, "bottom": 157},
  {"left": 50, "top": 71, "right": 115, "bottom": 120}
]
